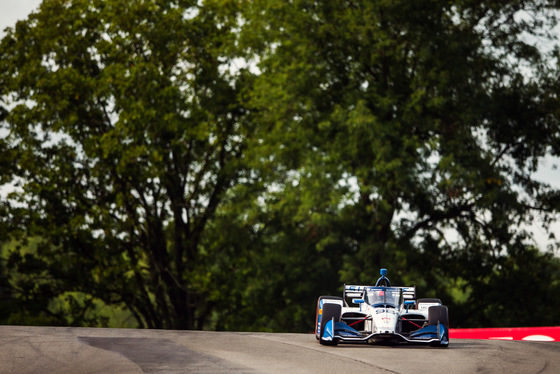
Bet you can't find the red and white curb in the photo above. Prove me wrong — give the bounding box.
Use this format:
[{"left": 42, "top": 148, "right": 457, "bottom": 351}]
[{"left": 450, "top": 326, "right": 560, "bottom": 342}]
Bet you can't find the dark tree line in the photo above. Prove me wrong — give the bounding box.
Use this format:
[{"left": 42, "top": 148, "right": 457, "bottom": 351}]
[{"left": 1, "top": 0, "right": 560, "bottom": 330}]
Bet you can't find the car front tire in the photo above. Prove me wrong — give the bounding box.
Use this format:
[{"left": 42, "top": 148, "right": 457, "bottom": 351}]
[{"left": 319, "top": 302, "right": 342, "bottom": 346}]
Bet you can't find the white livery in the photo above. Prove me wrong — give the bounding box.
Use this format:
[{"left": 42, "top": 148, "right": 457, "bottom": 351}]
[{"left": 315, "top": 269, "right": 449, "bottom": 347}]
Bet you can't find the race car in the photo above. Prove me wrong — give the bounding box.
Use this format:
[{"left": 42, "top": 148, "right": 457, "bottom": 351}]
[{"left": 315, "top": 268, "right": 449, "bottom": 347}]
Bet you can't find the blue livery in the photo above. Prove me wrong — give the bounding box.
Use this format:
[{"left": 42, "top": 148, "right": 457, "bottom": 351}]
[{"left": 315, "top": 269, "right": 449, "bottom": 347}]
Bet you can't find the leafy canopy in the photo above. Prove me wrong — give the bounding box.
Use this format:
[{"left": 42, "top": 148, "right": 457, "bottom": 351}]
[{"left": 1, "top": 0, "right": 560, "bottom": 330}]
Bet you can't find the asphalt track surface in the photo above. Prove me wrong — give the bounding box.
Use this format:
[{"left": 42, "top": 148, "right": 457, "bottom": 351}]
[{"left": 1, "top": 326, "right": 559, "bottom": 373}]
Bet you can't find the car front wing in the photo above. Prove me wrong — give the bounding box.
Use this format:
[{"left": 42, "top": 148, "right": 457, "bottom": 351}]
[{"left": 322, "top": 320, "right": 449, "bottom": 346}]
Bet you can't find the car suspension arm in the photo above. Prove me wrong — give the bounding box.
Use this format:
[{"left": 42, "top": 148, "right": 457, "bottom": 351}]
[
  {"left": 400, "top": 317, "right": 422, "bottom": 329},
  {"left": 347, "top": 316, "right": 371, "bottom": 327}
]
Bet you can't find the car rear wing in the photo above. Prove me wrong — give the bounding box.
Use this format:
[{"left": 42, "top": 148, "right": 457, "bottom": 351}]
[{"left": 343, "top": 284, "right": 416, "bottom": 301}]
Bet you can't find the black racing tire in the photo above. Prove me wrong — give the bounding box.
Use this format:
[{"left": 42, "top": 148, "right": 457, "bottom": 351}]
[
  {"left": 428, "top": 305, "right": 449, "bottom": 327},
  {"left": 315, "top": 296, "right": 343, "bottom": 340},
  {"left": 319, "top": 303, "right": 342, "bottom": 346},
  {"left": 428, "top": 305, "right": 449, "bottom": 348}
]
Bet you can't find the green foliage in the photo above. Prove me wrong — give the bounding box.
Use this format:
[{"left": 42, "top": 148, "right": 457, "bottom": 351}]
[
  {"left": 1, "top": 0, "right": 254, "bottom": 329},
  {"left": 0, "top": 238, "right": 129, "bottom": 327},
  {"left": 1, "top": 0, "right": 560, "bottom": 330},
  {"left": 239, "top": 0, "right": 560, "bottom": 328}
]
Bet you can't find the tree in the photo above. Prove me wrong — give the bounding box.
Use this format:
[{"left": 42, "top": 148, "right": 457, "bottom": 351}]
[
  {"left": 240, "top": 0, "right": 560, "bottom": 326},
  {"left": 0, "top": 0, "right": 254, "bottom": 329},
  {"left": 2, "top": 0, "right": 560, "bottom": 331}
]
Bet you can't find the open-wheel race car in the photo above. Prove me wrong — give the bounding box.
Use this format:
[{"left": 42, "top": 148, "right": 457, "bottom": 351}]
[{"left": 315, "top": 269, "right": 449, "bottom": 347}]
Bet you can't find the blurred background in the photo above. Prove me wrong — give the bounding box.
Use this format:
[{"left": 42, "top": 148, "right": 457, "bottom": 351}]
[{"left": 1, "top": 0, "right": 560, "bottom": 332}]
